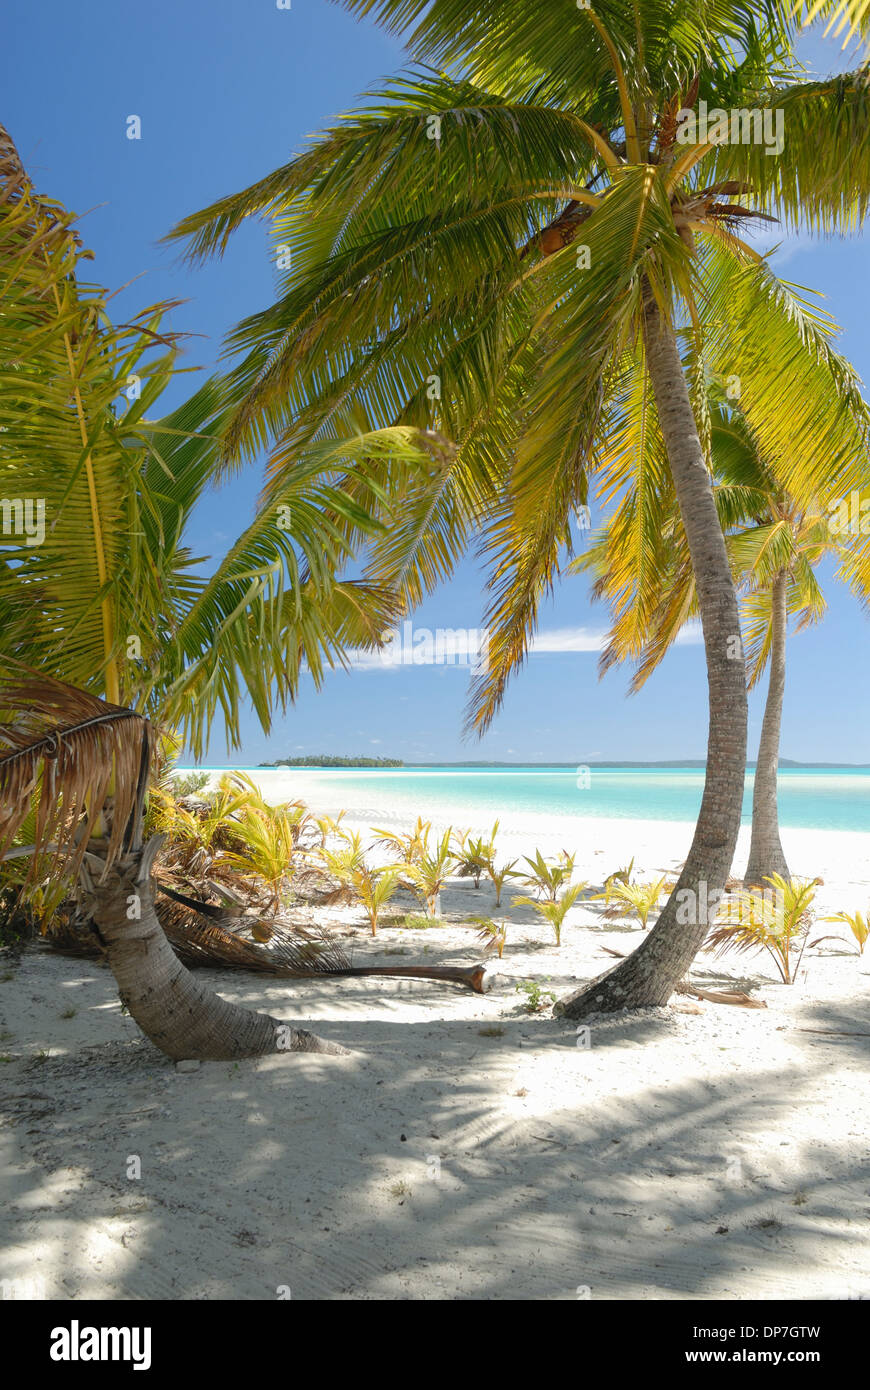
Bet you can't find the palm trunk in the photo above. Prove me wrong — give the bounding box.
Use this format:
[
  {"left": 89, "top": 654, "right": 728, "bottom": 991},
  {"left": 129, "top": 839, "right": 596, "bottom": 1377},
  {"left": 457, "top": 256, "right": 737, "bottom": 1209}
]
[
  {"left": 744, "top": 570, "right": 790, "bottom": 885},
  {"left": 560, "top": 289, "right": 748, "bottom": 1017},
  {"left": 89, "top": 839, "right": 348, "bottom": 1061}
]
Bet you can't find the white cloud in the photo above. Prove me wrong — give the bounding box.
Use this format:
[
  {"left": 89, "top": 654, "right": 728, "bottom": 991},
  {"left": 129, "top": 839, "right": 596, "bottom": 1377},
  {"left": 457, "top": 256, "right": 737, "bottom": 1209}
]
[
  {"left": 528, "top": 626, "right": 607, "bottom": 653},
  {"left": 675, "top": 621, "right": 703, "bottom": 646},
  {"left": 341, "top": 622, "right": 702, "bottom": 672}
]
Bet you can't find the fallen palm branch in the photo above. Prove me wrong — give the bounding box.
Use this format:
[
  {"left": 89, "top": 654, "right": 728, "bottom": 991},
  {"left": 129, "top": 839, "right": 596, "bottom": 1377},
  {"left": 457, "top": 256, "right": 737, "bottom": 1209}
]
[
  {"left": 792, "top": 1027, "right": 870, "bottom": 1039},
  {"left": 155, "top": 892, "right": 349, "bottom": 975},
  {"left": 674, "top": 983, "right": 767, "bottom": 1009},
  {"left": 156, "top": 889, "right": 494, "bottom": 993},
  {"left": 42, "top": 883, "right": 495, "bottom": 993},
  {"left": 598, "top": 946, "right": 765, "bottom": 1007}
]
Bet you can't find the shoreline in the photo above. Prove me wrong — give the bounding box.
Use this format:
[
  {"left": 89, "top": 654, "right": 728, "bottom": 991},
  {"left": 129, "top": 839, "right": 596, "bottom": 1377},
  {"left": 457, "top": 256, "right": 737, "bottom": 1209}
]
[{"left": 177, "top": 764, "right": 870, "bottom": 837}]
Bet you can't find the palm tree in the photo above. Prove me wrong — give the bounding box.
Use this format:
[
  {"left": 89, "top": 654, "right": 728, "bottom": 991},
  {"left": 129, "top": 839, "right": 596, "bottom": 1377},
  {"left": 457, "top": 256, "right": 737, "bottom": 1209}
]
[
  {"left": 0, "top": 121, "right": 417, "bottom": 749},
  {"left": 577, "top": 394, "right": 866, "bottom": 886},
  {"left": 0, "top": 669, "right": 352, "bottom": 1058},
  {"left": 0, "top": 124, "right": 438, "bottom": 1058},
  {"left": 167, "top": 2, "right": 870, "bottom": 1016}
]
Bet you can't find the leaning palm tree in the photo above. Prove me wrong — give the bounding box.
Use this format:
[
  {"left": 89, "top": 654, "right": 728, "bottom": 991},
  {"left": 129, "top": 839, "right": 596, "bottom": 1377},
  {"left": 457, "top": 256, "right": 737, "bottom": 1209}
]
[
  {"left": 0, "top": 669, "right": 351, "bottom": 1058},
  {"left": 0, "top": 124, "right": 446, "bottom": 1056},
  {"left": 0, "top": 120, "right": 417, "bottom": 751},
  {"left": 167, "top": 1, "right": 870, "bottom": 1015},
  {"left": 577, "top": 394, "right": 866, "bottom": 886}
]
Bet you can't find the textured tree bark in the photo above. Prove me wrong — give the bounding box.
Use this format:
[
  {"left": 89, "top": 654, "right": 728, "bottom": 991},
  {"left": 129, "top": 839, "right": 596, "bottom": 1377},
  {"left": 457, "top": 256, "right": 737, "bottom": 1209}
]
[
  {"left": 89, "top": 840, "right": 349, "bottom": 1061},
  {"left": 744, "top": 570, "right": 790, "bottom": 885},
  {"left": 559, "top": 289, "right": 748, "bottom": 1018}
]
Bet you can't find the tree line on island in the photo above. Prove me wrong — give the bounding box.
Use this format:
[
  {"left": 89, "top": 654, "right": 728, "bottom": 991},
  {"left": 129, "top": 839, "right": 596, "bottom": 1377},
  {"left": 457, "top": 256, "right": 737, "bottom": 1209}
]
[{"left": 259, "top": 755, "right": 404, "bottom": 768}]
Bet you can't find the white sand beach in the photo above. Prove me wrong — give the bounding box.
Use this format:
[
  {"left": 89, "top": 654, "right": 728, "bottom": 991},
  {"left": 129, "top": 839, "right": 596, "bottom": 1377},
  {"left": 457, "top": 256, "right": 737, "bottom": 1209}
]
[{"left": 1, "top": 780, "right": 869, "bottom": 1301}]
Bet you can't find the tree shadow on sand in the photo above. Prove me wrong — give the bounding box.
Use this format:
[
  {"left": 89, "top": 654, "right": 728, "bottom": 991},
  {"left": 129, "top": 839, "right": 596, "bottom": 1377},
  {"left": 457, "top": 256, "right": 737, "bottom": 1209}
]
[{"left": 2, "top": 955, "right": 869, "bottom": 1301}]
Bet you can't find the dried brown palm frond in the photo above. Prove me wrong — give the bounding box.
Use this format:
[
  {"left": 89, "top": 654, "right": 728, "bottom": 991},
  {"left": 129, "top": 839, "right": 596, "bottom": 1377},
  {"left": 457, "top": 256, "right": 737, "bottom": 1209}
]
[
  {"left": 154, "top": 891, "right": 351, "bottom": 975},
  {"left": 46, "top": 882, "right": 492, "bottom": 994},
  {"left": 155, "top": 888, "right": 492, "bottom": 992},
  {"left": 0, "top": 666, "right": 155, "bottom": 881}
]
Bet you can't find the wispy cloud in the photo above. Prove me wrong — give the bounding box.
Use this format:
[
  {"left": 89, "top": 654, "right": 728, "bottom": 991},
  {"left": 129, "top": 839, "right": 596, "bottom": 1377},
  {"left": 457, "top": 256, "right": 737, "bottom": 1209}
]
[
  {"left": 343, "top": 625, "right": 609, "bottom": 670},
  {"left": 675, "top": 621, "right": 703, "bottom": 646},
  {"left": 340, "top": 622, "right": 703, "bottom": 672},
  {"left": 528, "top": 627, "right": 607, "bottom": 653}
]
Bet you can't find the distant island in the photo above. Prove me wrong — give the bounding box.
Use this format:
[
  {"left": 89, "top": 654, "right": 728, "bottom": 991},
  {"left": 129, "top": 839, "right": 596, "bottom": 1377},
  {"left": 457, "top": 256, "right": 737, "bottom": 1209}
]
[{"left": 259, "top": 755, "right": 404, "bottom": 768}]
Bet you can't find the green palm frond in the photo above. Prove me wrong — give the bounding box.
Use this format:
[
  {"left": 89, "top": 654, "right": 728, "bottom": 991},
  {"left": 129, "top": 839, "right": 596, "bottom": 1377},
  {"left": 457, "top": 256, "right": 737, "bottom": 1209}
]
[{"left": 161, "top": 6, "right": 870, "bottom": 744}]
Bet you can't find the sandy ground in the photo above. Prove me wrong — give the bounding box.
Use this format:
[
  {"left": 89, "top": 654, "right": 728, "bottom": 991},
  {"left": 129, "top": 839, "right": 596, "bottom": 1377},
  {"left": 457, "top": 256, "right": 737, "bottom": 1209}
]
[{"left": 1, "top": 796, "right": 869, "bottom": 1301}]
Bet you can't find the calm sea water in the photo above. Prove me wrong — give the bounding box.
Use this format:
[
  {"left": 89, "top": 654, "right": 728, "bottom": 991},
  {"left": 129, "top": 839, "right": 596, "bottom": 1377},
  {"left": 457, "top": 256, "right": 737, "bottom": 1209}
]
[{"left": 200, "top": 766, "right": 870, "bottom": 834}]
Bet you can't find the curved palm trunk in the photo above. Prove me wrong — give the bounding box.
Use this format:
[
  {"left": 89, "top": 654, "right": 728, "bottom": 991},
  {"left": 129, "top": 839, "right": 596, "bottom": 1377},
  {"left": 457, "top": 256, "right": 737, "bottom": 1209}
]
[
  {"left": 89, "top": 839, "right": 348, "bottom": 1061},
  {"left": 561, "top": 290, "right": 748, "bottom": 1017},
  {"left": 744, "top": 570, "right": 790, "bottom": 885}
]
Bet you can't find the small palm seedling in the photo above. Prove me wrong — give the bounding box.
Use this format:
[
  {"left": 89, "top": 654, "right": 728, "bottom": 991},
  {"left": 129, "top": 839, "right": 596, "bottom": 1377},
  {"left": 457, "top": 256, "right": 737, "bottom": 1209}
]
[
  {"left": 602, "top": 856, "right": 635, "bottom": 905},
  {"left": 312, "top": 810, "right": 347, "bottom": 849},
  {"left": 407, "top": 829, "right": 454, "bottom": 917},
  {"left": 471, "top": 916, "right": 508, "bottom": 959},
  {"left": 515, "top": 980, "right": 556, "bottom": 1014},
  {"left": 352, "top": 865, "right": 403, "bottom": 937},
  {"left": 217, "top": 804, "right": 302, "bottom": 914},
  {"left": 452, "top": 820, "right": 499, "bottom": 889},
  {"left": 521, "top": 849, "right": 576, "bottom": 902},
  {"left": 602, "top": 876, "right": 667, "bottom": 929},
  {"left": 373, "top": 816, "right": 431, "bottom": 867},
  {"left": 706, "top": 874, "right": 818, "bottom": 984},
  {"left": 512, "top": 881, "right": 588, "bottom": 946},
  {"left": 318, "top": 832, "right": 369, "bottom": 905},
  {"left": 160, "top": 773, "right": 255, "bottom": 880},
  {"left": 813, "top": 907, "right": 869, "bottom": 956},
  {"left": 487, "top": 858, "right": 521, "bottom": 908}
]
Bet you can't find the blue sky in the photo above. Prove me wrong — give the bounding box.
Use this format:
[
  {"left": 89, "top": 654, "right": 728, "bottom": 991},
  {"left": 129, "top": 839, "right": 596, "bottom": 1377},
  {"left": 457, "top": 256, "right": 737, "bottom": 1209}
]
[{"left": 6, "top": 1, "right": 869, "bottom": 765}]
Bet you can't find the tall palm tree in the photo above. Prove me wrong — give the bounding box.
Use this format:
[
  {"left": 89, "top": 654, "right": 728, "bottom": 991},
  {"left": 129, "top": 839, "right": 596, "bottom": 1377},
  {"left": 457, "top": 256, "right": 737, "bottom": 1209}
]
[
  {"left": 167, "top": 2, "right": 870, "bottom": 1015},
  {"left": 575, "top": 393, "right": 866, "bottom": 887},
  {"left": 0, "top": 120, "right": 413, "bottom": 750},
  {"left": 0, "top": 122, "right": 438, "bottom": 1059}
]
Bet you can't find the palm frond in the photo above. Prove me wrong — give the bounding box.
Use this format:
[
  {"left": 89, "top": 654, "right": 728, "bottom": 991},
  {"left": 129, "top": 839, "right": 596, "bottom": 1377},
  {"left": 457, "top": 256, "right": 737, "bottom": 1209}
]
[{"left": 0, "top": 666, "right": 154, "bottom": 877}]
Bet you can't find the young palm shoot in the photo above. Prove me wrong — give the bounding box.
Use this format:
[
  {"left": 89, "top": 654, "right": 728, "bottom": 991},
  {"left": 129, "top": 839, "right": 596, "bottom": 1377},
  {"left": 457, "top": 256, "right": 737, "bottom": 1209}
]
[
  {"left": 318, "top": 832, "right": 368, "bottom": 905},
  {"left": 453, "top": 820, "right": 499, "bottom": 889},
  {"left": 812, "top": 908, "right": 869, "bottom": 956},
  {"left": 603, "top": 877, "right": 668, "bottom": 929},
  {"left": 513, "top": 881, "right": 588, "bottom": 947},
  {"left": 408, "top": 829, "right": 454, "bottom": 918},
  {"left": 521, "top": 849, "right": 576, "bottom": 902},
  {"left": 313, "top": 810, "right": 347, "bottom": 849},
  {"left": 353, "top": 865, "right": 403, "bottom": 937},
  {"left": 706, "top": 874, "right": 818, "bottom": 984},
  {"left": 219, "top": 805, "right": 300, "bottom": 914},
  {"left": 373, "top": 817, "right": 432, "bottom": 869},
  {"left": 471, "top": 916, "right": 508, "bottom": 959},
  {"left": 602, "top": 857, "right": 636, "bottom": 905},
  {"left": 488, "top": 858, "right": 521, "bottom": 908}
]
